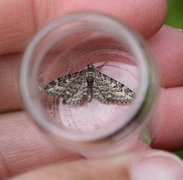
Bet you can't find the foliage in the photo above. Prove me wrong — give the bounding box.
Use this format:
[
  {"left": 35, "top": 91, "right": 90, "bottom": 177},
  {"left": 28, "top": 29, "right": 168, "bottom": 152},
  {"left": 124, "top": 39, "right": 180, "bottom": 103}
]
[{"left": 166, "top": 0, "right": 183, "bottom": 29}]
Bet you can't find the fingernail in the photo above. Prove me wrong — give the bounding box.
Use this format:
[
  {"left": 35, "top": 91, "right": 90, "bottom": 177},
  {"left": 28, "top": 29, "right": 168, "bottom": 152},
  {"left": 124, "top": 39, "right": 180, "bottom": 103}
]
[{"left": 131, "top": 152, "right": 183, "bottom": 180}]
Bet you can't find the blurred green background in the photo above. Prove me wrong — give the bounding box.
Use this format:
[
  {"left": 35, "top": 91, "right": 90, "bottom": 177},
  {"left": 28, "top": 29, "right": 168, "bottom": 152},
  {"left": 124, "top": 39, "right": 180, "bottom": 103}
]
[
  {"left": 166, "top": 0, "right": 183, "bottom": 28},
  {"left": 166, "top": 0, "right": 183, "bottom": 159}
]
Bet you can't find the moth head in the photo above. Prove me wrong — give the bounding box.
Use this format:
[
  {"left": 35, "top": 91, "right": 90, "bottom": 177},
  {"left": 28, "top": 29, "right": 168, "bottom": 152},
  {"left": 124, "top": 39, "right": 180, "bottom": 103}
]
[{"left": 87, "top": 64, "right": 94, "bottom": 70}]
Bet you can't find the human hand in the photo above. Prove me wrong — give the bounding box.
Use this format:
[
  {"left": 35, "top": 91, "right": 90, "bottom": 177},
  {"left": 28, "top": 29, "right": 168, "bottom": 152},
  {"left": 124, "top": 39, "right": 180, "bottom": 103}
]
[{"left": 0, "top": 0, "right": 183, "bottom": 179}]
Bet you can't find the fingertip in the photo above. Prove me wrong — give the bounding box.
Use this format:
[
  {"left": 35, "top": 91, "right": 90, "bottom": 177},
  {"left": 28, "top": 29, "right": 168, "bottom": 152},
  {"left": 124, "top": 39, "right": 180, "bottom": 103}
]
[
  {"left": 150, "top": 88, "right": 183, "bottom": 150},
  {"left": 149, "top": 25, "right": 183, "bottom": 87},
  {"left": 131, "top": 151, "right": 183, "bottom": 180}
]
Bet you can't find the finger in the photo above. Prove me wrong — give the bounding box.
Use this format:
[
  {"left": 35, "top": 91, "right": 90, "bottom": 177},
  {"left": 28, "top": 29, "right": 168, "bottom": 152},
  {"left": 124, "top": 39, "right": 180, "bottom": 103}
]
[
  {"left": 11, "top": 154, "right": 133, "bottom": 180},
  {"left": 11, "top": 150, "right": 183, "bottom": 180},
  {"left": 130, "top": 151, "right": 183, "bottom": 180},
  {"left": 0, "top": 0, "right": 167, "bottom": 54},
  {"left": 148, "top": 25, "right": 183, "bottom": 88},
  {"left": 0, "top": 111, "right": 81, "bottom": 179},
  {"left": 151, "top": 87, "right": 183, "bottom": 150},
  {"left": 0, "top": 54, "right": 22, "bottom": 112}
]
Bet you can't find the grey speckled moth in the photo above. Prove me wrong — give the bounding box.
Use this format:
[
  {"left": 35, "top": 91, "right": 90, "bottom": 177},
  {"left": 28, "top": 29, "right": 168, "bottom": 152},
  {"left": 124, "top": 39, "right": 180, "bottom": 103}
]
[{"left": 44, "top": 64, "right": 135, "bottom": 104}]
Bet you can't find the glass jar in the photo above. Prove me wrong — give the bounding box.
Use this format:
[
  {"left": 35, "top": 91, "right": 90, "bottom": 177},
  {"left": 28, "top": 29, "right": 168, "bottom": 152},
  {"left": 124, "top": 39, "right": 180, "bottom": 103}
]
[{"left": 20, "top": 12, "right": 158, "bottom": 157}]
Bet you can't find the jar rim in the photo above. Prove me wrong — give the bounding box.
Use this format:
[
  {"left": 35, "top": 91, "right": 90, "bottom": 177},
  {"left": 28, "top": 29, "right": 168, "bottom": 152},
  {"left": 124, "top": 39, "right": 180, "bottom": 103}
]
[{"left": 20, "top": 12, "right": 158, "bottom": 152}]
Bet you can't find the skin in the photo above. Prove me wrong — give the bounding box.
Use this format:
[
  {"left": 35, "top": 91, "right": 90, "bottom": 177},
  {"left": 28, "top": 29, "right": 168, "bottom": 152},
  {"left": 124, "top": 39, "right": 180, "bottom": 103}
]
[{"left": 0, "top": 0, "right": 183, "bottom": 179}]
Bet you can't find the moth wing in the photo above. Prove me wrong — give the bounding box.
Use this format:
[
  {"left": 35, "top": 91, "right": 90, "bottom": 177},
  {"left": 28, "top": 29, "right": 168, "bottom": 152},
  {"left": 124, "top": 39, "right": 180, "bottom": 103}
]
[
  {"left": 44, "top": 70, "right": 84, "bottom": 97},
  {"left": 93, "top": 71, "right": 135, "bottom": 104},
  {"left": 63, "top": 77, "right": 89, "bottom": 104},
  {"left": 44, "top": 70, "right": 89, "bottom": 104}
]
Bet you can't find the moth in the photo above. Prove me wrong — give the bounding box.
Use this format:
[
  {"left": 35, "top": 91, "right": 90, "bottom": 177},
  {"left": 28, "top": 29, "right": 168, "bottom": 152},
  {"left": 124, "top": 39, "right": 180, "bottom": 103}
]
[{"left": 44, "top": 64, "right": 135, "bottom": 104}]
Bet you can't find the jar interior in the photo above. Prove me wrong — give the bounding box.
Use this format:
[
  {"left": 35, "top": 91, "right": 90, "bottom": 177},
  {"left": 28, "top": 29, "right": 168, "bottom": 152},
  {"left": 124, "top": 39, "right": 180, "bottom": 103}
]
[{"left": 32, "top": 24, "right": 140, "bottom": 135}]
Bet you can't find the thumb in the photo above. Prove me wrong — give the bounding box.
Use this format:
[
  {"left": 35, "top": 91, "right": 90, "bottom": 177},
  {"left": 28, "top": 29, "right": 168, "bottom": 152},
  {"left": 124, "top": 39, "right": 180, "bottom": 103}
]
[
  {"left": 131, "top": 150, "right": 183, "bottom": 180},
  {"left": 11, "top": 150, "right": 183, "bottom": 180}
]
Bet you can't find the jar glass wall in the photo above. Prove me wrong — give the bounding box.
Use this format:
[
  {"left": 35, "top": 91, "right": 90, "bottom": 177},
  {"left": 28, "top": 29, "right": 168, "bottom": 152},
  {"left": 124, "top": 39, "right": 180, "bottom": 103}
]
[{"left": 20, "top": 13, "right": 158, "bottom": 157}]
